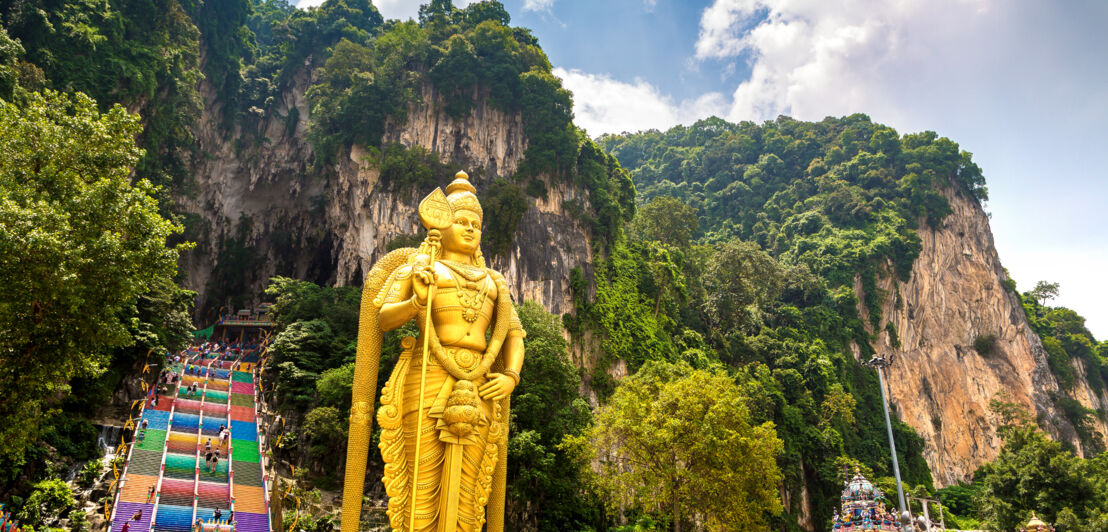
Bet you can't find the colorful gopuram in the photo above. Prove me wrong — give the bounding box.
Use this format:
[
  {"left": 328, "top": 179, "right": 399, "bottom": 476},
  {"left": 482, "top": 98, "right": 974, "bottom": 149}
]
[{"left": 831, "top": 471, "right": 901, "bottom": 531}]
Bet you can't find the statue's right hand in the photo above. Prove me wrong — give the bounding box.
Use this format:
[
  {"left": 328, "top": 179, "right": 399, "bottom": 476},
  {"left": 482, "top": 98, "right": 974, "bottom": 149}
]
[{"left": 411, "top": 261, "right": 435, "bottom": 305}]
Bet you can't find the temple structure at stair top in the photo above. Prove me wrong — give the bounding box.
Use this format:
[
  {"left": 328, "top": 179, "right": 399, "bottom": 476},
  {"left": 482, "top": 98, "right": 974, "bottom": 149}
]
[{"left": 211, "top": 303, "right": 275, "bottom": 343}]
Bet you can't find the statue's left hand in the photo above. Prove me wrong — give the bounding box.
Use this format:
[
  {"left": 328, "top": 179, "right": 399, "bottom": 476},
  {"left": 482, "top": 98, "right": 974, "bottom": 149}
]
[{"left": 478, "top": 373, "right": 517, "bottom": 401}]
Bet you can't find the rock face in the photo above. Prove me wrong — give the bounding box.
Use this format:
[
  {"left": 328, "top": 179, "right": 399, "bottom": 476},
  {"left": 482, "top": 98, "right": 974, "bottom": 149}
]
[
  {"left": 859, "top": 187, "right": 1108, "bottom": 486},
  {"left": 180, "top": 78, "right": 591, "bottom": 321}
]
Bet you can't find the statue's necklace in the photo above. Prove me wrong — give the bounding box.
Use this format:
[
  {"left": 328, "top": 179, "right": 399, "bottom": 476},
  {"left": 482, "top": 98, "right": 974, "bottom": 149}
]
[{"left": 441, "top": 260, "right": 489, "bottom": 323}]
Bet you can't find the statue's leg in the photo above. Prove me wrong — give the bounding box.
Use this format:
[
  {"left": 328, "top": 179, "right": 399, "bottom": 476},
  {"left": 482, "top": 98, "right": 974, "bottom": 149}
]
[{"left": 403, "top": 362, "right": 448, "bottom": 531}]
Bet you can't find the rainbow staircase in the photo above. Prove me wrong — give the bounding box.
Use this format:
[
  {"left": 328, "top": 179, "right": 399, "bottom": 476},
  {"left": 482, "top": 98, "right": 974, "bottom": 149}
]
[{"left": 110, "top": 349, "right": 271, "bottom": 532}]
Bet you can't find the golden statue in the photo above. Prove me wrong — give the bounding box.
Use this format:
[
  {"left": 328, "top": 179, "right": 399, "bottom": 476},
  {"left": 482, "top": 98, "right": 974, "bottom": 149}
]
[{"left": 341, "top": 171, "right": 525, "bottom": 532}]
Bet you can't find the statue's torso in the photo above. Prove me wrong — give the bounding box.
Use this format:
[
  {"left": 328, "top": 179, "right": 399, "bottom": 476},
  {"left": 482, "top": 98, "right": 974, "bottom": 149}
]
[{"left": 428, "top": 260, "right": 499, "bottom": 351}]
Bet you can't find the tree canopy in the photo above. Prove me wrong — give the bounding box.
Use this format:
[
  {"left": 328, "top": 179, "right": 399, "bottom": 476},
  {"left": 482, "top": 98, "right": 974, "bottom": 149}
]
[
  {"left": 567, "top": 360, "right": 784, "bottom": 531},
  {"left": 0, "top": 89, "right": 185, "bottom": 465}
]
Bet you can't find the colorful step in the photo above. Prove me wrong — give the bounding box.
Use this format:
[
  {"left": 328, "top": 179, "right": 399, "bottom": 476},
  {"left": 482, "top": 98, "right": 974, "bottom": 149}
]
[
  {"left": 162, "top": 453, "right": 197, "bottom": 481},
  {"left": 230, "top": 420, "right": 257, "bottom": 441},
  {"left": 141, "top": 410, "right": 171, "bottom": 431},
  {"left": 230, "top": 393, "right": 255, "bottom": 408},
  {"left": 127, "top": 449, "right": 163, "bottom": 477},
  {"left": 170, "top": 413, "right": 199, "bottom": 432},
  {"left": 204, "top": 390, "right": 229, "bottom": 403},
  {"left": 233, "top": 485, "right": 266, "bottom": 514},
  {"left": 166, "top": 432, "right": 199, "bottom": 455},
  {"left": 157, "top": 478, "right": 194, "bottom": 508},
  {"left": 231, "top": 381, "right": 254, "bottom": 395},
  {"left": 150, "top": 397, "right": 175, "bottom": 412},
  {"left": 196, "top": 480, "right": 230, "bottom": 509},
  {"left": 151, "top": 504, "right": 193, "bottom": 532},
  {"left": 232, "top": 442, "right": 261, "bottom": 464},
  {"left": 229, "top": 405, "right": 255, "bottom": 422},
  {"left": 135, "top": 429, "right": 168, "bottom": 452},
  {"left": 112, "top": 501, "right": 153, "bottom": 532},
  {"left": 119, "top": 474, "right": 158, "bottom": 504}
]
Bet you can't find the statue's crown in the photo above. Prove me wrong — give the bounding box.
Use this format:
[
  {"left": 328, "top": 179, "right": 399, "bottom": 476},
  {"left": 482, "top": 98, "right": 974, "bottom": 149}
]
[{"left": 445, "top": 171, "right": 482, "bottom": 218}]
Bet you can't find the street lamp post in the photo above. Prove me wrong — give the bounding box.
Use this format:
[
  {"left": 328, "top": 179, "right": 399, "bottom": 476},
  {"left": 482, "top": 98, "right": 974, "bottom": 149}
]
[{"left": 865, "top": 354, "right": 913, "bottom": 532}]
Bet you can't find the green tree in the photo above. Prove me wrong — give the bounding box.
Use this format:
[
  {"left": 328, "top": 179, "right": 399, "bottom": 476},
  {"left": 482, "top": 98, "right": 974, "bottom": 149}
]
[
  {"left": 302, "top": 406, "right": 345, "bottom": 464},
  {"left": 17, "top": 478, "right": 75, "bottom": 527},
  {"left": 567, "top": 360, "right": 784, "bottom": 531},
  {"left": 702, "top": 240, "right": 785, "bottom": 333},
  {"left": 0, "top": 27, "right": 24, "bottom": 100},
  {"left": 316, "top": 363, "right": 355, "bottom": 411},
  {"left": 975, "top": 425, "right": 1093, "bottom": 531},
  {"left": 630, "top": 196, "right": 699, "bottom": 249},
  {"left": 0, "top": 90, "right": 184, "bottom": 465},
  {"left": 481, "top": 178, "right": 528, "bottom": 258},
  {"left": 1029, "top": 280, "right": 1061, "bottom": 308},
  {"left": 507, "top": 301, "right": 596, "bottom": 529}
]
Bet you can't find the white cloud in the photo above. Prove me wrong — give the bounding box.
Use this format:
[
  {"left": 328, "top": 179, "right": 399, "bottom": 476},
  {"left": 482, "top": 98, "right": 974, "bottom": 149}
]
[
  {"left": 523, "top": 0, "right": 555, "bottom": 13},
  {"left": 554, "top": 68, "right": 727, "bottom": 136},
  {"left": 295, "top": 0, "right": 477, "bottom": 21},
  {"left": 694, "top": 0, "right": 756, "bottom": 60}
]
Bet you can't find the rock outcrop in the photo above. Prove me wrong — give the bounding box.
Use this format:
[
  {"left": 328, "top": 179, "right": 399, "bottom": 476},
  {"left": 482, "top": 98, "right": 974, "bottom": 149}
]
[
  {"left": 859, "top": 187, "right": 1108, "bottom": 486},
  {"left": 180, "top": 77, "right": 591, "bottom": 321}
]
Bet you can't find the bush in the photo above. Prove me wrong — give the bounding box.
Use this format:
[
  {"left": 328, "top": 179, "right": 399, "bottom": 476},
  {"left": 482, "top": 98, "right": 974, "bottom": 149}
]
[
  {"left": 480, "top": 179, "right": 528, "bottom": 258},
  {"left": 17, "top": 478, "right": 75, "bottom": 527},
  {"left": 78, "top": 460, "right": 103, "bottom": 489},
  {"left": 973, "top": 334, "right": 997, "bottom": 356},
  {"left": 69, "top": 510, "right": 90, "bottom": 532}
]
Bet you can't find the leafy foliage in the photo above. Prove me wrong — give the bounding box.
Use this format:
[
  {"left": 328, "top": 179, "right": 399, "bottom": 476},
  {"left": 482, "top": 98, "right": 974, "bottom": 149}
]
[
  {"left": 0, "top": 90, "right": 184, "bottom": 467},
  {"left": 974, "top": 422, "right": 1101, "bottom": 531},
  {"left": 506, "top": 301, "right": 598, "bottom": 529},
  {"left": 0, "top": 0, "right": 204, "bottom": 196},
  {"left": 1019, "top": 284, "right": 1108, "bottom": 453},
  {"left": 16, "top": 478, "right": 76, "bottom": 527},
  {"left": 584, "top": 115, "right": 965, "bottom": 526},
  {"left": 373, "top": 143, "right": 460, "bottom": 200},
  {"left": 566, "top": 360, "right": 784, "bottom": 531},
  {"left": 480, "top": 178, "right": 527, "bottom": 258}
]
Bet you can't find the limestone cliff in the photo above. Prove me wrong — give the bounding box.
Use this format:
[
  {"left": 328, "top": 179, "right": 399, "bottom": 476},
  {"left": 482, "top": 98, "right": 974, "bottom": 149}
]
[
  {"left": 180, "top": 77, "right": 592, "bottom": 321},
  {"left": 859, "top": 187, "right": 1108, "bottom": 486}
]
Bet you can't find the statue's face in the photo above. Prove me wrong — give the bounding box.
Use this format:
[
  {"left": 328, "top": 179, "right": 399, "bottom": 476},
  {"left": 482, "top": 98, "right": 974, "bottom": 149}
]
[{"left": 442, "top": 209, "right": 482, "bottom": 255}]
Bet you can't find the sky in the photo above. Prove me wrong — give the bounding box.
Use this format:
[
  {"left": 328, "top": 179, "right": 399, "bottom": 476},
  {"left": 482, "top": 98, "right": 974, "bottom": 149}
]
[{"left": 298, "top": 0, "right": 1108, "bottom": 339}]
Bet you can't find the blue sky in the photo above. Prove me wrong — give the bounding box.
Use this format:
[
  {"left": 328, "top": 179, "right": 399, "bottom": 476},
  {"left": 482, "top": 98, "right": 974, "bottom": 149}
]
[{"left": 300, "top": 0, "right": 1108, "bottom": 339}]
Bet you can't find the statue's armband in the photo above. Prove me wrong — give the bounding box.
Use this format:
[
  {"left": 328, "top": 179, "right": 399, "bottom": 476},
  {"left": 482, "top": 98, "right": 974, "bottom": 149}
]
[{"left": 379, "top": 265, "right": 414, "bottom": 306}]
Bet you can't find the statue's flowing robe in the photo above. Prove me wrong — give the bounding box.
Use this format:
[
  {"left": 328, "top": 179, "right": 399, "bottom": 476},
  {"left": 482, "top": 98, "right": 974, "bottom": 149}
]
[{"left": 378, "top": 341, "right": 508, "bottom": 531}]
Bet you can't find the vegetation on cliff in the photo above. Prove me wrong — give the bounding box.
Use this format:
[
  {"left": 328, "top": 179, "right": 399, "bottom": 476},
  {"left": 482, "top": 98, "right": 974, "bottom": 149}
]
[
  {"left": 1019, "top": 282, "right": 1108, "bottom": 456},
  {"left": 584, "top": 116, "right": 983, "bottom": 526}
]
